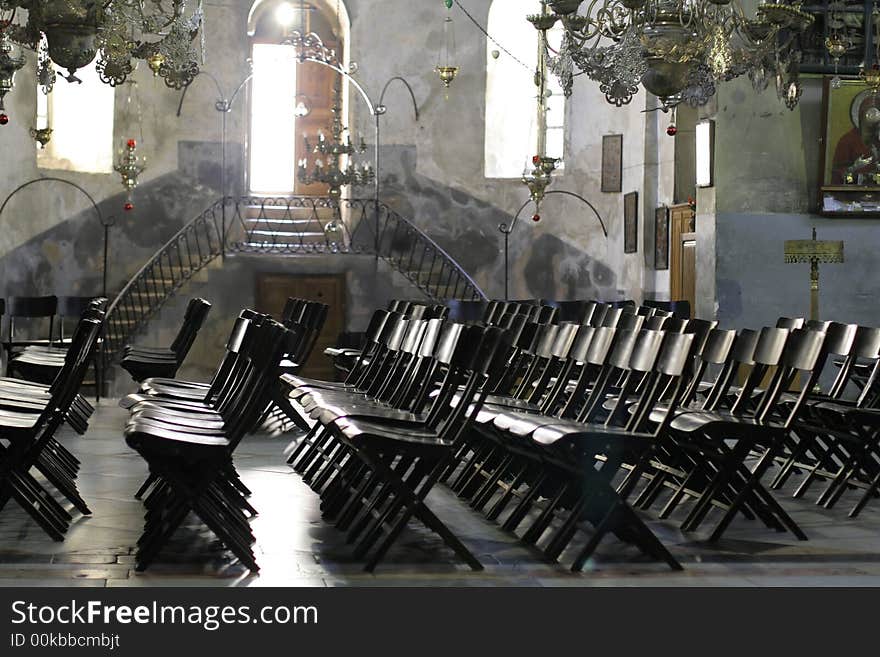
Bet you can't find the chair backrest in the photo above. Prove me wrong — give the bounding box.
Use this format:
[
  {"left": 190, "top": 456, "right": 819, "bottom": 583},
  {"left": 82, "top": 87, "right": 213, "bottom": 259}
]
[
  {"left": 729, "top": 327, "right": 790, "bottom": 415},
  {"left": 6, "top": 295, "right": 58, "bottom": 347},
  {"left": 554, "top": 300, "right": 596, "bottom": 324},
  {"left": 776, "top": 317, "right": 805, "bottom": 330},
  {"left": 600, "top": 307, "right": 625, "bottom": 328},
  {"left": 445, "top": 300, "right": 488, "bottom": 323},
  {"left": 281, "top": 297, "right": 307, "bottom": 325},
  {"left": 684, "top": 318, "right": 718, "bottom": 355},
  {"left": 681, "top": 327, "right": 737, "bottom": 406},
  {"left": 759, "top": 328, "right": 828, "bottom": 426},
  {"left": 57, "top": 296, "right": 103, "bottom": 342},
  {"left": 593, "top": 329, "right": 666, "bottom": 427},
  {"left": 644, "top": 315, "right": 669, "bottom": 331},
  {"left": 169, "top": 298, "right": 212, "bottom": 358},
  {"left": 588, "top": 302, "right": 610, "bottom": 327},
  {"left": 819, "top": 322, "right": 859, "bottom": 398},
  {"left": 626, "top": 331, "right": 697, "bottom": 434},
  {"left": 341, "top": 309, "right": 390, "bottom": 385},
  {"left": 701, "top": 328, "right": 760, "bottom": 411},
  {"left": 435, "top": 325, "right": 508, "bottom": 440}
]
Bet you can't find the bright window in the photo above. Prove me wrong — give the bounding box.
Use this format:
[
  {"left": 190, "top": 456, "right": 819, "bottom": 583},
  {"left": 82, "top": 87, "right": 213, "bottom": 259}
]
[
  {"left": 36, "top": 60, "right": 115, "bottom": 173},
  {"left": 485, "top": 0, "right": 565, "bottom": 178},
  {"left": 249, "top": 43, "right": 298, "bottom": 194}
]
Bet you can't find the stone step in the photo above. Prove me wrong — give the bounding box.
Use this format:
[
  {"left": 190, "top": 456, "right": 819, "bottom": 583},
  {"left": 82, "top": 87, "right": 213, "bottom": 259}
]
[{"left": 243, "top": 205, "right": 335, "bottom": 220}]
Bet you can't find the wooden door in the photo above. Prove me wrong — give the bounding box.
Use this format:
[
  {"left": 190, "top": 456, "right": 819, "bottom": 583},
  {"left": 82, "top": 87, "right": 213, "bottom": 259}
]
[
  {"left": 255, "top": 273, "right": 345, "bottom": 379},
  {"left": 295, "top": 54, "right": 337, "bottom": 196},
  {"left": 669, "top": 204, "right": 696, "bottom": 318}
]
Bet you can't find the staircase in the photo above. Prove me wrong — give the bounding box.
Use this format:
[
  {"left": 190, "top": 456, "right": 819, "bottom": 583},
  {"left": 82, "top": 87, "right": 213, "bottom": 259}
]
[{"left": 102, "top": 195, "right": 486, "bottom": 366}]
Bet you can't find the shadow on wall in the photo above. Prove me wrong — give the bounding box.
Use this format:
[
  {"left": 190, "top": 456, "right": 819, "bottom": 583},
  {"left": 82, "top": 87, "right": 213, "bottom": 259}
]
[
  {"left": 521, "top": 233, "right": 616, "bottom": 301},
  {"left": 0, "top": 141, "right": 237, "bottom": 298},
  {"left": 377, "top": 144, "right": 616, "bottom": 300}
]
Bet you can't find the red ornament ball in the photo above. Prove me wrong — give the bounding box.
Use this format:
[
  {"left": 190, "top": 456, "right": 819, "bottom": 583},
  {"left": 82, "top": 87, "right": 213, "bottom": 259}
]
[
  {"left": 127, "top": 138, "right": 137, "bottom": 149},
  {"left": 531, "top": 213, "right": 541, "bottom": 223},
  {"left": 666, "top": 124, "right": 678, "bottom": 137},
  {"left": 0, "top": 113, "right": 8, "bottom": 126},
  {"left": 124, "top": 202, "right": 134, "bottom": 212},
  {"left": 532, "top": 155, "right": 541, "bottom": 165}
]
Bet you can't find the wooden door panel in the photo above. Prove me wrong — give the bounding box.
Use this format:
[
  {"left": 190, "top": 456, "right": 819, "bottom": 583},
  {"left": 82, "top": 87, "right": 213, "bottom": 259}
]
[
  {"left": 681, "top": 239, "right": 696, "bottom": 315},
  {"left": 295, "top": 57, "right": 336, "bottom": 196},
  {"left": 669, "top": 204, "right": 696, "bottom": 318},
  {"left": 255, "top": 273, "right": 345, "bottom": 379}
]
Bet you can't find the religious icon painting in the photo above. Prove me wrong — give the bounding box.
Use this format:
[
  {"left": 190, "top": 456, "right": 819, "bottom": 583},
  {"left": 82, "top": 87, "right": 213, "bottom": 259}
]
[{"left": 819, "top": 78, "right": 880, "bottom": 216}]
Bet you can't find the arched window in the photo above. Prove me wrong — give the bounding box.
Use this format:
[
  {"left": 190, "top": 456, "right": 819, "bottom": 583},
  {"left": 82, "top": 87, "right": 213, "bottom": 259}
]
[
  {"left": 485, "top": 0, "right": 564, "bottom": 178},
  {"left": 248, "top": 0, "right": 348, "bottom": 195},
  {"left": 35, "top": 60, "right": 115, "bottom": 174}
]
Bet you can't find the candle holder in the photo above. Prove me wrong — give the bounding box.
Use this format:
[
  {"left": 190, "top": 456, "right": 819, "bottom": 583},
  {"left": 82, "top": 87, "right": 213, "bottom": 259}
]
[{"left": 784, "top": 228, "right": 845, "bottom": 321}]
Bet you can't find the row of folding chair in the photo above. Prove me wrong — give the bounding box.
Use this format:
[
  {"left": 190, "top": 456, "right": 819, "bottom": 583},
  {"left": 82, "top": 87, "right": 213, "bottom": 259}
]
[
  {"left": 279, "top": 308, "right": 699, "bottom": 570},
  {"left": 282, "top": 302, "right": 880, "bottom": 572},
  {"left": 322, "top": 299, "right": 449, "bottom": 379},
  {"left": 281, "top": 309, "right": 512, "bottom": 571},
  {"left": 0, "top": 295, "right": 104, "bottom": 356},
  {"left": 443, "top": 314, "right": 715, "bottom": 570},
  {"left": 0, "top": 303, "right": 105, "bottom": 540},
  {"left": 449, "top": 315, "right": 880, "bottom": 570}
]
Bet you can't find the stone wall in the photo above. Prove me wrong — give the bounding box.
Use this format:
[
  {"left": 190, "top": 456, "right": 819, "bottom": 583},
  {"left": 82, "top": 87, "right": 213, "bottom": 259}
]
[
  {"left": 709, "top": 77, "right": 880, "bottom": 330},
  {"left": 0, "top": 0, "right": 678, "bottom": 377}
]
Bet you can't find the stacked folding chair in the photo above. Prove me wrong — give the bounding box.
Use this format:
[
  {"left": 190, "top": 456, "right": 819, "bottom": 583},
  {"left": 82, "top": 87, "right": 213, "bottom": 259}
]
[
  {"left": 0, "top": 306, "right": 104, "bottom": 540},
  {"left": 0, "top": 298, "right": 107, "bottom": 436},
  {"left": 122, "top": 313, "right": 300, "bottom": 572}
]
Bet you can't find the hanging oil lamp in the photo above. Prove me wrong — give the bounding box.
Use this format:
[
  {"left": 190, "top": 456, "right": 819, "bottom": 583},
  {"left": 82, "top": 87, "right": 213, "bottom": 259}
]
[
  {"left": 147, "top": 52, "right": 166, "bottom": 77},
  {"left": 0, "top": 29, "right": 25, "bottom": 125},
  {"left": 114, "top": 79, "right": 147, "bottom": 211},
  {"left": 522, "top": 154, "right": 558, "bottom": 222},
  {"left": 666, "top": 105, "right": 678, "bottom": 137},
  {"left": 30, "top": 126, "right": 53, "bottom": 148},
  {"left": 434, "top": 0, "right": 458, "bottom": 97}
]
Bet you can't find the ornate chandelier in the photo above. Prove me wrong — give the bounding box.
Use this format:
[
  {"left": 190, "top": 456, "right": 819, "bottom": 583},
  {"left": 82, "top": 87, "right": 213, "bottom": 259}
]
[
  {"left": 536, "top": 0, "right": 814, "bottom": 110},
  {"left": 0, "top": 0, "right": 204, "bottom": 123},
  {"left": 298, "top": 77, "right": 374, "bottom": 202}
]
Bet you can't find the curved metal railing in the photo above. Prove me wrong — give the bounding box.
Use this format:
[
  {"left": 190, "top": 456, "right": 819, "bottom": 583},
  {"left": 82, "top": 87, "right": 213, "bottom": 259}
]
[
  {"left": 227, "top": 196, "right": 486, "bottom": 301},
  {"left": 103, "top": 199, "right": 225, "bottom": 366},
  {"left": 102, "top": 195, "right": 486, "bottom": 364}
]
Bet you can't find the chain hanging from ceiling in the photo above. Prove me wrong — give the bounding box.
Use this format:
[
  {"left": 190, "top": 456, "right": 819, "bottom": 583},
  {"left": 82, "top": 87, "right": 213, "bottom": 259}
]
[
  {"left": 532, "top": 0, "right": 814, "bottom": 110},
  {"left": 0, "top": 0, "right": 205, "bottom": 124}
]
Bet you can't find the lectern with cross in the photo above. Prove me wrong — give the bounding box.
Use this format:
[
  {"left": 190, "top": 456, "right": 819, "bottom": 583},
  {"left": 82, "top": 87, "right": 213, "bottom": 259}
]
[{"left": 784, "top": 228, "right": 845, "bottom": 321}]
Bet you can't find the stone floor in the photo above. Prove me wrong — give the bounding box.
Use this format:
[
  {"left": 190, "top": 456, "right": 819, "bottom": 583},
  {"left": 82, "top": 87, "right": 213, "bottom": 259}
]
[{"left": 2, "top": 401, "right": 880, "bottom": 587}]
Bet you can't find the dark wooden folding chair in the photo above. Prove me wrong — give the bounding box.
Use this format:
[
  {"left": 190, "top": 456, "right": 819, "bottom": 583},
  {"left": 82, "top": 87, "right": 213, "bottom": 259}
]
[{"left": 120, "top": 297, "right": 211, "bottom": 382}]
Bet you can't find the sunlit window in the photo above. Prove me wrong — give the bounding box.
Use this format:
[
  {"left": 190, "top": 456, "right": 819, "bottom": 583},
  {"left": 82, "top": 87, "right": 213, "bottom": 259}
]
[
  {"left": 36, "top": 60, "right": 115, "bottom": 173},
  {"left": 249, "top": 43, "right": 298, "bottom": 194},
  {"left": 485, "top": 0, "right": 565, "bottom": 178}
]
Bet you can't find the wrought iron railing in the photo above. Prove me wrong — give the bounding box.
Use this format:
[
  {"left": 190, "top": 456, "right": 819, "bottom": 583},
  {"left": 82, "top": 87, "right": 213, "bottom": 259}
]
[
  {"left": 103, "top": 199, "right": 225, "bottom": 366},
  {"left": 228, "top": 196, "right": 486, "bottom": 301},
  {"left": 102, "top": 196, "right": 486, "bottom": 365}
]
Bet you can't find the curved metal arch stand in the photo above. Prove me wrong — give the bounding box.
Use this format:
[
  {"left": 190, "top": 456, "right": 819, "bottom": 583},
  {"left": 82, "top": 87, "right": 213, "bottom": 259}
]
[
  {"left": 0, "top": 177, "right": 116, "bottom": 297},
  {"left": 177, "top": 57, "right": 420, "bottom": 257},
  {"left": 498, "top": 190, "right": 608, "bottom": 300}
]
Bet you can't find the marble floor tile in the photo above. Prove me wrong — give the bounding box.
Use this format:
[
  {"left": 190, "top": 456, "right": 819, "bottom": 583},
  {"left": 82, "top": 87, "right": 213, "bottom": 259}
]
[{"left": 1, "top": 401, "right": 880, "bottom": 587}]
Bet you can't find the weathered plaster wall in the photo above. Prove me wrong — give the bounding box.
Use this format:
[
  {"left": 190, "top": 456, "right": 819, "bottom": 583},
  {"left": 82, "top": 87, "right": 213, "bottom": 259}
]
[
  {"left": 710, "top": 76, "right": 880, "bottom": 329},
  {"left": 0, "top": 0, "right": 677, "bottom": 379}
]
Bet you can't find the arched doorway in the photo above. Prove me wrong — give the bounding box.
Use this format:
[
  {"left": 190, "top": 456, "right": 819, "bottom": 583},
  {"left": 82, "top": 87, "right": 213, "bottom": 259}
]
[{"left": 247, "top": 0, "right": 350, "bottom": 195}]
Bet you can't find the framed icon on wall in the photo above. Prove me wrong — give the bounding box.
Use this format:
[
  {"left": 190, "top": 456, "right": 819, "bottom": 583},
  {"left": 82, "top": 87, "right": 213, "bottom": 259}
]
[
  {"left": 819, "top": 77, "right": 880, "bottom": 216},
  {"left": 654, "top": 206, "right": 669, "bottom": 270},
  {"left": 624, "top": 191, "right": 638, "bottom": 254},
  {"left": 602, "top": 134, "right": 623, "bottom": 193}
]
